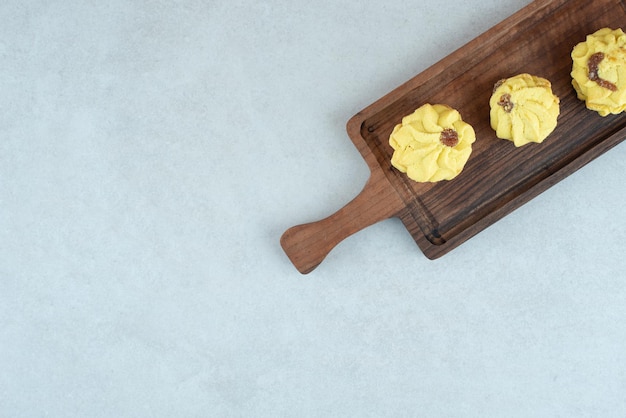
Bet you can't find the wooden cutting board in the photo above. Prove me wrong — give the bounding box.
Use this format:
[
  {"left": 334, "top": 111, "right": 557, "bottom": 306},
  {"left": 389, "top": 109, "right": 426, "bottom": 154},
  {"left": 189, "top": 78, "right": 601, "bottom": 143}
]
[{"left": 281, "top": 0, "right": 626, "bottom": 274}]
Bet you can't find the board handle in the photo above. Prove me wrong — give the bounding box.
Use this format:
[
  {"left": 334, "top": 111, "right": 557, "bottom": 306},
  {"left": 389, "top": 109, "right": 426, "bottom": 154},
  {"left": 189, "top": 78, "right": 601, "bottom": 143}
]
[{"left": 280, "top": 172, "right": 404, "bottom": 274}]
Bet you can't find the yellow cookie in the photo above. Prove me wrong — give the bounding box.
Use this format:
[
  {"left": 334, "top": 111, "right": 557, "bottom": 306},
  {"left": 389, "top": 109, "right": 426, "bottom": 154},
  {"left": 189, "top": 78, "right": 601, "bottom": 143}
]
[
  {"left": 489, "top": 74, "right": 560, "bottom": 147},
  {"left": 571, "top": 27, "right": 626, "bottom": 116},
  {"left": 389, "top": 104, "right": 475, "bottom": 183}
]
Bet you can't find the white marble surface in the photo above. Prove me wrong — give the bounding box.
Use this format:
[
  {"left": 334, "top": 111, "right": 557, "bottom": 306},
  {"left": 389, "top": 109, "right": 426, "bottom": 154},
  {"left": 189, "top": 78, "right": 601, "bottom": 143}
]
[{"left": 2, "top": 0, "right": 626, "bottom": 416}]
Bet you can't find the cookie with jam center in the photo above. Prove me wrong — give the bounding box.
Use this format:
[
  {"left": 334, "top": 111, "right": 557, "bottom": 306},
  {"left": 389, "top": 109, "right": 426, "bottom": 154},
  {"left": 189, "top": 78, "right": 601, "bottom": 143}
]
[
  {"left": 489, "top": 73, "right": 560, "bottom": 147},
  {"left": 571, "top": 27, "right": 626, "bottom": 116},
  {"left": 389, "top": 103, "right": 475, "bottom": 183}
]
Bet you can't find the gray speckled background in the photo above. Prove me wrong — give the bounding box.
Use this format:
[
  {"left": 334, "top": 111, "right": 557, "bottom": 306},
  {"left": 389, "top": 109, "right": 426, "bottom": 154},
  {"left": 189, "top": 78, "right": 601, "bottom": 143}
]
[{"left": 2, "top": 0, "right": 626, "bottom": 416}]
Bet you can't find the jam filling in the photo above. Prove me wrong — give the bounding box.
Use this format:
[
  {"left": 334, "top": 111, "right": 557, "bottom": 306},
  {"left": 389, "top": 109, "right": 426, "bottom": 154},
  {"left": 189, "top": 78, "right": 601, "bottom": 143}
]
[
  {"left": 493, "top": 79, "right": 506, "bottom": 93},
  {"left": 498, "top": 93, "right": 514, "bottom": 113},
  {"left": 588, "top": 52, "right": 617, "bottom": 91},
  {"left": 440, "top": 128, "right": 459, "bottom": 147}
]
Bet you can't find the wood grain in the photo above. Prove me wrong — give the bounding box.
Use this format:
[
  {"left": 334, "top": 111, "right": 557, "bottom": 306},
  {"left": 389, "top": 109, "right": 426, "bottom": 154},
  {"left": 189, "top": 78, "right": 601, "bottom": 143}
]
[{"left": 282, "top": 0, "right": 626, "bottom": 274}]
